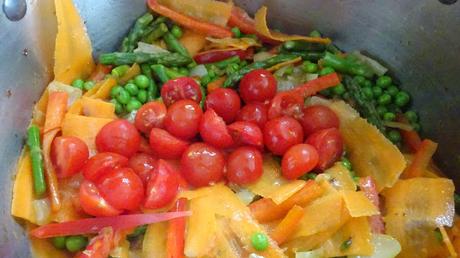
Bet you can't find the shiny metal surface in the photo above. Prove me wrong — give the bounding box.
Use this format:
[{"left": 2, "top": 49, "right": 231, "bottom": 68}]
[{"left": 0, "top": 0, "right": 459, "bottom": 256}]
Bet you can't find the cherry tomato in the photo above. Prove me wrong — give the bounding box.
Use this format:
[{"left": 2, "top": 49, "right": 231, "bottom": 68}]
[
  {"left": 139, "top": 136, "right": 154, "bottom": 155},
  {"left": 205, "top": 88, "right": 241, "bottom": 123},
  {"left": 281, "top": 144, "right": 319, "bottom": 180},
  {"left": 200, "top": 109, "right": 234, "bottom": 148},
  {"left": 96, "top": 119, "right": 141, "bottom": 158},
  {"left": 149, "top": 128, "right": 190, "bottom": 159},
  {"left": 161, "top": 77, "right": 202, "bottom": 107},
  {"left": 79, "top": 180, "right": 122, "bottom": 217},
  {"left": 239, "top": 69, "right": 277, "bottom": 103},
  {"left": 264, "top": 116, "right": 304, "bottom": 155},
  {"left": 226, "top": 146, "right": 263, "bottom": 185},
  {"left": 96, "top": 167, "right": 144, "bottom": 211},
  {"left": 305, "top": 128, "right": 344, "bottom": 170},
  {"left": 144, "top": 159, "right": 180, "bottom": 209},
  {"left": 128, "top": 153, "right": 156, "bottom": 184},
  {"left": 181, "top": 143, "right": 225, "bottom": 187},
  {"left": 301, "top": 105, "right": 339, "bottom": 136},
  {"left": 267, "top": 91, "right": 304, "bottom": 120},
  {"left": 236, "top": 102, "right": 268, "bottom": 129},
  {"left": 51, "top": 136, "right": 89, "bottom": 179},
  {"left": 134, "top": 101, "right": 167, "bottom": 134},
  {"left": 227, "top": 121, "right": 263, "bottom": 148},
  {"left": 164, "top": 99, "right": 202, "bottom": 140},
  {"left": 82, "top": 152, "right": 129, "bottom": 181}
]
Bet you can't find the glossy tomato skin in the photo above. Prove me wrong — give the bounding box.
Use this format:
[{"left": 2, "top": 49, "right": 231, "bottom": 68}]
[
  {"left": 96, "top": 167, "right": 144, "bottom": 211},
  {"left": 301, "top": 105, "right": 339, "bottom": 136},
  {"left": 199, "top": 109, "right": 234, "bottom": 148},
  {"left": 51, "top": 136, "right": 89, "bottom": 178},
  {"left": 161, "top": 77, "right": 202, "bottom": 107},
  {"left": 144, "top": 160, "right": 180, "bottom": 209},
  {"left": 139, "top": 136, "right": 154, "bottom": 155},
  {"left": 82, "top": 152, "right": 129, "bottom": 181},
  {"left": 79, "top": 180, "right": 122, "bottom": 217},
  {"left": 264, "top": 116, "right": 304, "bottom": 155},
  {"left": 164, "top": 99, "right": 203, "bottom": 140},
  {"left": 281, "top": 144, "right": 319, "bottom": 180},
  {"left": 226, "top": 146, "right": 263, "bottom": 185},
  {"left": 268, "top": 91, "right": 304, "bottom": 120},
  {"left": 239, "top": 69, "right": 277, "bottom": 103},
  {"left": 128, "top": 153, "right": 156, "bottom": 184},
  {"left": 205, "top": 88, "right": 241, "bottom": 123},
  {"left": 96, "top": 120, "right": 141, "bottom": 158},
  {"left": 236, "top": 102, "right": 268, "bottom": 129},
  {"left": 134, "top": 101, "right": 167, "bottom": 134},
  {"left": 149, "top": 128, "right": 189, "bottom": 159},
  {"left": 227, "top": 121, "right": 263, "bottom": 148},
  {"left": 181, "top": 143, "right": 225, "bottom": 187},
  {"left": 305, "top": 128, "right": 343, "bottom": 170}
]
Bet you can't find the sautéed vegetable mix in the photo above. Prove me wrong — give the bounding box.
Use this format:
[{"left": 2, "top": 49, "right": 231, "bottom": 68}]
[{"left": 10, "top": 0, "right": 458, "bottom": 257}]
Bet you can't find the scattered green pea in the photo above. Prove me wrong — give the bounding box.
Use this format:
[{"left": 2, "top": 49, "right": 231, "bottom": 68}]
[
  {"left": 405, "top": 110, "right": 418, "bottom": 123},
  {"left": 309, "top": 30, "right": 322, "bottom": 37},
  {"left": 354, "top": 76, "right": 366, "bottom": 86},
  {"left": 171, "top": 25, "right": 183, "bottom": 38},
  {"left": 51, "top": 236, "right": 67, "bottom": 249},
  {"left": 412, "top": 123, "right": 421, "bottom": 132},
  {"left": 376, "top": 75, "right": 392, "bottom": 88},
  {"left": 65, "top": 236, "right": 88, "bottom": 252},
  {"left": 134, "top": 74, "right": 150, "bottom": 89},
  {"left": 110, "top": 99, "right": 124, "bottom": 114},
  {"left": 319, "top": 67, "right": 335, "bottom": 76},
  {"left": 83, "top": 81, "right": 95, "bottom": 91},
  {"left": 332, "top": 83, "right": 346, "bottom": 96},
  {"left": 387, "top": 129, "right": 401, "bottom": 144},
  {"left": 376, "top": 105, "right": 388, "bottom": 116},
  {"left": 383, "top": 112, "right": 396, "bottom": 121},
  {"left": 284, "top": 66, "right": 294, "bottom": 76},
  {"left": 394, "top": 91, "right": 410, "bottom": 107},
  {"left": 378, "top": 93, "right": 392, "bottom": 105},
  {"left": 116, "top": 88, "right": 131, "bottom": 104},
  {"left": 137, "top": 90, "right": 148, "bottom": 103},
  {"left": 126, "top": 99, "right": 142, "bottom": 112},
  {"left": 302, "top": 61, "right": 318, "bottom": 73},
  {"left": 178, "top": 67, "right": 189, "bottom": 76},
  {"left": 372, "top": 86, "right": 383, "bottom": 97},
  {"left": 251, "top": 232, "right": 269, "bottom": 251},
  {"left": 231, "top": 27, "right": 241, "bottom": 38},
  {"left": 110, "top": 85, "right": 124, "bottom": 98},
  {"left": 362, "top": 80, "right": 373, "bottom": 88},
  {"left": 362, "top": 87, "right": 373, "bottom": 100},
  {"left": 125, "top": 83, "right": 139, "bottom": 96},
  {"left": 386, "top": 85, "right": 399, "bottom": 96},
  {"left": 72, "top": 79, "right": 84, "bottom": 90}
]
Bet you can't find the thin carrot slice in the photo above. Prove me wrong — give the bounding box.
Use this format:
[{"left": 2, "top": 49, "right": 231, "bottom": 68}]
[
  {"left": 43, "top": 92, "right": 68, "bottom": 134},
  {"left": 166, "top": 198, "right": 188, "bottom": 258},
  {"left": 403, "top": 139, "right": 438, "bottom": 178},
  {"left": 42, "top": 128, "right": 62, "bottom": 211},
  {"left": 396, "top": 114, "right": 422, "bottom": 153},
  {"left": 270, "top": 205, "right": 304, "bottom": 244},
  {"left": 207, "top": 76, "right": 226, "bottom": 92}
]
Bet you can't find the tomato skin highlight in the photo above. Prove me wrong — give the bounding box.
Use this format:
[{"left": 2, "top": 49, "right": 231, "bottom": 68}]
[
  {"left": 96, "top": 119, "right": 141, "bottom": 158},
  {"left": 149, "top": 128, "right": 190, "bottom": 159},
  {"left": 164, "top": 99, "right": 203, "bottom": 140},
  {"left": 199, "top": 109, "right": 234, "bottom": 148},
  {"left": 227, "top": 121, "right": 263, "bottom": 148},
  {"left": 226, "top": 146, "right": 263, "bottom": 185},
  {"left": 305, "top": 128, "right": 343, "bottom": 170},
  {"left": 180, "top": 143, "right": 225, "bottom": 187},
  {"left": 205, "top": 88, "right": 241, "bottom": 124},
  {"left": 128, "top": 153, "right": 157, "bottom": 184},
  {"left": 82, "top": 152, "right": 129, "bottom": 181},
  {"left": 239, "top": 69, "right": 277, "bottom": 103},
  {"left": 267, "top": 91, "right": 304, "bottom": 120},
  {"left": 51, "top": 136, "right": 89, "bottom": 179},
  {"left": 144, "top": 160, "right": 180, "bottom": 209},
  {"left": 264, "top": 116, "right": 304, "bottom": 155},
  {"left": 79, "top": 180, "right": 123, "bottom": 217},
  {"left": 236, "top": 102, "right": 268, "bottom": 129},
  {"left": 134, "top": 101, "right": 167, "bottom": 134},
  {"left": 301, "top": 105, "right": 339, "bottom": 136},
  {"left": 161, "top": 77, "right": 202, "bottom": 107},
  {"left": 281, "top": 144, "right": 319, "bottom": 180}
]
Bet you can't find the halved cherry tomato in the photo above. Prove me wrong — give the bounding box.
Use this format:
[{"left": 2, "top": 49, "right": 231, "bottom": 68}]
[
  {"left": 139, "top": 136, "right": 154, "bottom": 155},
  {"left": 239, "top": 69, "right": 277, "bottom": 103},
  {"left": 181, "top": 143, "right": 225, "bottom": 187},
  {"left": 128, "top": 153, "right": 157, "bottom": 184},
  {"left": 75, "top": 227, "right": 113, "bottom": 258},
  {"left": 236, "top": 102, "right": 269, "bottom": 129},
  {"left": 149, "top": 128, "right": 190, "bottom": 159},
  {"left": 96, "top": 119, "right": 141, "bottom": 158},
  {"left": 301, "top": 105, "right": 339, "bottom": 136},
  {"left": 227, "top": 121, "right": 263, "bottom": 148},
  {"left": 134, "top": 101, "right": 167, "bottom": 134},
  {"left": 161, "top": 77, "right": 202, "bottom": 107},
  {"left": 144, "top": 160, "right": 180, "bottom": 209},
  {"left": 79, "top": 180, "right": 122, "bottom": 217},
  {"left": 97, "top": 167, "right": 144, "bottom": 211},
  {"left": 164, "top": 99, "right": 202, "bottom": 140},
  {"left": 194, "top": 48, "right": 253, "bottom": 64},
  {"left": 199, "top": 109, "right": 234, "bottom": 148},
  {"left": 264, "top": 116, "right": 304, "bottom": 155},
  {"left": 281, "top": 144, "right": 319, "bottom": 180},
  {"left": 51, "top": 136, "right": 89, "bottom": 179},
  {"left": 226, "top": 146, "right": 263, "bottom": 185},
  {"left": 305, "top": 128, "right": 343, "bottom": 170},
  {"left": 205, "top": 88, "right": 241, "bottom": 123},
  {"left": 267, "top": 91, "right": 304, "bottom": 120},
  {"left": 82, "top": 152, "right": 129, "bottom": 181}
]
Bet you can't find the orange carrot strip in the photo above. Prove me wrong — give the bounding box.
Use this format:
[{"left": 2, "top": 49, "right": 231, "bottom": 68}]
[
  {"left": 42, "top": 128, "right": 61, "bottom": 211},
  {"left": 396, "top": 114, "right": 422, "bottom": 153},
  {"left": 270, "top": 205, "right": 304, "bottom": 244},
  {"left": 166, "top": 198, "right": 187, "bottom": 258},
  {"left": 207, "top": 76, "right": 226, "bottom": 93},
  {"left": 403, "top": 139, "right": 438, "bottom": 179},
  {"left": 43, "top": 92, "right": 68, "bottom": 134}
]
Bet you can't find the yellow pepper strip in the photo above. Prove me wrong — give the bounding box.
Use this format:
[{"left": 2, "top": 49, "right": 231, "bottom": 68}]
[{"left": 267, "top": 57, "right": 302, "bottom": 72}]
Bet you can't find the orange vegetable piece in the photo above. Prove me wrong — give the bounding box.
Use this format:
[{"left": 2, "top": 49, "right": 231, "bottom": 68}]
[
  {"left": 270, "top": 205, "right": 304, "bottom": 244},
  {"left": 179, "top": 30, "right": 207, "bottom": 56},
  {"left": 43, "top": 92, "right": 68, "bottom": 134},
  {"left": 207, "top": 76, "right": 226, "bottom": 92},
  {"left": 396, "top": 113, "right": 422, "bottom": 153},
  {"left": 403, "top": 139, "right": 438, "bottom": 178}
]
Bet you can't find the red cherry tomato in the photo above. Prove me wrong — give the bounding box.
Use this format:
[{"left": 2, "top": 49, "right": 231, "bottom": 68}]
[
  {"left": 79, "top": 180, "right": 122, "bottom": 217},
  {"left": 239, "top": 69, "right": 277, "bottom": 103},
  {"left": 264, "top": 116, "right": 304, "bottom": 155},
  {"left": 139, "top": 136, "right": 154, "bottom": 155},
  {"left": 134, "top": 101, "right": 167, "bottom": 134},
  {"left": 205, "top": 88, "right": 241, "bottom": 123},
  {"left": 236, "top": 102, "right": 268, "bottom": 129},
  {"left": 96, "top": 167, "right": 144, "bottom": 211},
  {"left": 149, "top": 128, "right": 190, "bottom": 159},
  {"left": 268, "top": 91, "right": 304, "bottom": 120},
  {"left": 96, "top": 119, "right": 141, "bottom": 157},
  {"left": 305, "top": 128, "right": 343, "bottom": 170},
  {"left": 199, "top": 109, "right": 234, "bottom": 148},
  {"left": 51, "top": 136, "right": 89, "bottom": 179},
  {"left": 128, "top": 153, "right": 157, "bottom": 184},
  {"left": 161, "top": 77, "right": 202, "bottom": 107},
  {"left": 227, "top": 121, "right": 263, "bottom": 148},
  {"left": 144, "top": 160, "right": 180, "bottom": 209},
  {"left": 226, "top": 146, "right": 263, "bottom": 185},
  {"left": 181, "top": 143, "right": 225, "bottom": 187},
  {"left": 82, "top": 152, "right": 129, "bottom": 181},
  {"left": 301, "top": 105, "right": 339, "bottom": 136},
  {"left": 281, "top": 144, "right": 319, "bottom": 180},
  {"left": 164, "top": 99, "right": 202, "bottom": 140}
]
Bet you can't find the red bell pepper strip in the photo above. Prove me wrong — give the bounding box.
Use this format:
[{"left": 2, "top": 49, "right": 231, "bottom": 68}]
[
  {"left": 166, "top": 198, "right": 187, "bottom": 258},
  {"left": 30, "top": 211, "right": 191, "bottom": 238},
  {"left": 359, "top": 176, "right": 385, "bottom": 234},
  {"left": 75, "top": 227, "right": 114, "bottom": 258},
  {"left": 403, "top": 139, "right": 438, "bottom": 179},
  {"left": 147, "top": 0, "right": 232, "bottom": 38},
  {"left": 194, "top": 48, "right": 253, "bottom": 64},
  {"left": 228, "top": 7, "right": 279, "bottom": 45},
  {"left": 293, "top": 72, "right": 341, "bottom": 98},
  {"left": 396, "top": 114, "right": 422, "bottom": 153}
]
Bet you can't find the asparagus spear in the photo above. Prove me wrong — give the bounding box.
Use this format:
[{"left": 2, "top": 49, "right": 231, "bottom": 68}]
[
  {"left": 120, "top": 13, "right": 155, "bottom": 52},
  {"left": 141, "top": 64, "right": 159, "bottom": 101},
  {"left": 282, "top": 40, "right": 326, "bottom": 52},
  {"left": 142, "top": 23, "right": 168, "bottom": 44},
  {"left": 163, "top": 32, "right": 190, "bottom": 57},
  {"left": 151, "top": 64, "right": 170, "bottom": 83},
  {"left": 99, "top": 52, "right": 192, "bottom": 66},
  {"left": 323, "top": 52, "right": 374, "bottom": 78},
  {"left": 207, "top": 56, "right": 241, "bottom": 70},
  {"left": 279, "top": 50, "right": 325, "bottom": 62},
  {"left": 27, "top": 125, "right": 46, "bottom": 197}
]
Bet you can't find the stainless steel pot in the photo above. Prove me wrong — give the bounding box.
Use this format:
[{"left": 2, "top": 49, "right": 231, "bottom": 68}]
[{"left": 0, "top": 0, "right": 459, "bottom": 256}]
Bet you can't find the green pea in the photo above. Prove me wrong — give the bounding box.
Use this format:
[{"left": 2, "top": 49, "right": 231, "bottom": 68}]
[
  {"left": 284, "top": 66, "right": 294, "bottom": 76},
  {"left": 309, "top": 30, "right": 322, "bottom": 37},
  {"left": 65, "top": 236, "right": 88, "bottom": 252},
  {"left": 251, "top": 232, "right": 269, "bottom": 251},
  {"left": 376, "top": 105, "right": 388, "bottom": 116},
  {"left": 362, "top": 87, "right": 373, "bottom": 100},
  {"left": 110, "top": 99, "right": 124, "bottom": 114},
  {"left": 354, "top": 76, "right": 366, "bottom": 86},
  {"left": 126, "top": 99, "right": 142, "bottom": 112},
  {"left": 231, "top": 27, "right": 241, "bottom": 38},
  {"left": 378, "top": 93, "right": 392, "bottom": 105},
  {"left": 137, "top": 90, "right": 148, "bottom": 104},
  {"left": 394, "top": 91, "right": 410, "bottom": 107},
  {"left": 387, "top": 130, "right": 401, "bottom": 144},
  {"left": 178, "top": 67, "right": 189, "bottom": 76},
  {"left": 412, "top": 123, "right": 421, "bottom": 132},
  {"left": 383, "top": 112, "right": 396, "bottom": 121},
  {"left": 362, "top": 80, "right": 373, "bottom": 88},
  {"left": 376, "top": 75, "right": 392, "bottom": 88},
  {"left": 171, "top": 25, "right": 183, "bottom": 38},
  {"left": 302, "top": 61, "right": 318, "bottom": 73},
  {"left": 116, "top": 89, "right": 131, "bottom": 104},
  {"left": 332, "top": 83, "right": 346, "bottom": 96},
  {"left": 405, "top": 110, "right": 418, "bottom": 123},
  {"left": 125, "top": 83, "right": 139, "bottom": 96},
  {"left": 83, "top": 81, "right": 95, "bottom": 91},
  {"left": 72, "top": 79, "right": 84, "bottom": 90},
  {"left": 386, "top": 85, "right": 399, "bottom": 97},
  {"left": 110, "top": 85, "right": 124, "bottom": 98},
  {"left": 319, "top": 67, "right": 335, "bottom": 76},
  {"left": 372, "top": 86, "right": 383, "bottom": 97},
  {"left": 51, "top": 236, "right": 67, "bottom": 249},
  {"left": 226, "top": 63, "right": 239, "bottom": 74},
  {"left": 341, "top": 158, "right": 352, "bottom": 170},
  {"left": 134, "top": 75, "right": 150, "bottom": 89}
]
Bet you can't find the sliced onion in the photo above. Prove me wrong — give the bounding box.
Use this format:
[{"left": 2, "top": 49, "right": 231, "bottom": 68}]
[
  {"left": 253, "top": 51, "right": 273, "bottom": 62},
  {"left": 349, "top": 234, "right": 401, "bottom": 258},
  {"left": 277, "top": 79, "right": 296, "bottom": 92},
  {"left": 189, "top": 64, "right": 208, "bottom": 77},
  {"left": 134, "top": 42, "right": 169, "bottom": 54},
  {"left": 383, "top": 121, "right": 414, "bottom": 131},
  {"left": 295, "top": 250, "right": 322, "bottom": 258},
  {"left": 351, "top": 51, "right": 388, "bottom": 76},
  {"left": 305, "top": 73, "right": 319, "bottom": 81},
  {"left": 33, "top": 198, "right": 51, "bottom": 226},
  {"left": 48, "top": 80, "right": 82, "bottom": 107}
]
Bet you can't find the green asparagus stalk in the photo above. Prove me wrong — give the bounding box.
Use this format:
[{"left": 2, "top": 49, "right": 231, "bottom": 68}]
[
  {"left": 323, "top": 52, "right": 374, "bottom": 78},
  {"left": 282, "top": 40, "right": 325, "bottom": 52},
  {"left": 151, "top": 64, "right": 170, "bottom": 83},
  {"left": 120, "top": 13, "right": 155, "bottom": 52},
  {"left": 207, "top": 56, "right": 241, "bottom": 70},
  {"left": 163, "top": 32, "right": 190, "bottom": 57},
  {"left": 27, "top": 125, "right": 46, "bottom": 197},
  {"left": 99, "top": 52, "right": 192, "bottom": 66},
  {"left": 280, "top": 50, "right": 325, "bottom": 62},
  {"left": 141, "top": 64, "right": 159, "bottom": 101},
  {"left": 165, "top": 67, "right": 185, "bottom": 80},
  {"left": 142, "top": 23, "right": 169, "bottom": 44}
]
